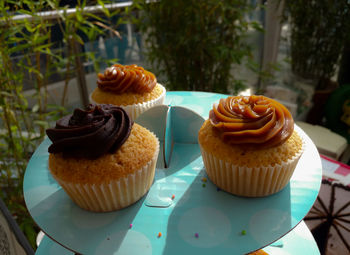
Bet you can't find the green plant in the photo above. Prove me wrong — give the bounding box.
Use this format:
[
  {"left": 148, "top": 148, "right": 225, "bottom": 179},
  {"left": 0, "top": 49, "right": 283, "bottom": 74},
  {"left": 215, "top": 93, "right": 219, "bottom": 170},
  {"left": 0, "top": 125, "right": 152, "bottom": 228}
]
[
  {"left": 283, "top": 0, "right": 350, "bottom": 89},
  {"left": 0, "top": 0, "right": 124, "bottom": 249},
  {"left": 133, "top": 0, "right": 262, "bottom": 94}
]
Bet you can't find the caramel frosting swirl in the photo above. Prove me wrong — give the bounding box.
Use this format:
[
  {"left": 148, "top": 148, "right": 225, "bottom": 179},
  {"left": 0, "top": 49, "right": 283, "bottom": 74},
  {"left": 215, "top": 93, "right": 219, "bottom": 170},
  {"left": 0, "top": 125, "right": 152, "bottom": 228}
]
[
  {"left": 97, "top": 64, "right": 157, "bottom": 94},
  {"left": 209, "top": 95, "right": 294, "bottom": 149},
  {"left": 46, "top": 104, "right": 133, "bottom": 159}
]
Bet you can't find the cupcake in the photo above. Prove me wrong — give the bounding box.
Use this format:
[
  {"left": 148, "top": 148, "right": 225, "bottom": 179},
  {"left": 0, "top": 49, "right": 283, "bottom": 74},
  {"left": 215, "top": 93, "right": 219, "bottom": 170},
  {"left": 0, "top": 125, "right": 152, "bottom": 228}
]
[
  {"left": 46, "top": 104, "right": 159, "bottom": 212},
  {"left": 198, "top": 95, "right": 304, "bottom": 197},
  {"left": 90, "top": 64, "right": 166, "bottom": 120},
  {"left": 249, "top": 250, "right": 269, "bottom": 255}
]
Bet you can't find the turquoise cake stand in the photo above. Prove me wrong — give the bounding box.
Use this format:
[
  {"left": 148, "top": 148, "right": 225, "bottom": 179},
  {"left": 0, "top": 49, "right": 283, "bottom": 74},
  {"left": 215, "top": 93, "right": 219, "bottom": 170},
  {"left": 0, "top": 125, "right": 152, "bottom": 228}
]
[{"left": 24, "top": 92, "right": 322, "bottom": 254}]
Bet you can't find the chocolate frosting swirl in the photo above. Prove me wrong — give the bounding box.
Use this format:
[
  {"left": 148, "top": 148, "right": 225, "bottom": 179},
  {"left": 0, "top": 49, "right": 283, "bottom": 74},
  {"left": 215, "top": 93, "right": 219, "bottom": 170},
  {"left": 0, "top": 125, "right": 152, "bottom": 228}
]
[
  {"left": 97, "top": 64, "right": 157, "bottom": 94},
  {"left": 209, "top": 95, "right": 294, "bottom": 149},
  {"left": 46, "top": 104, "right": 133, "bottom": 159}
]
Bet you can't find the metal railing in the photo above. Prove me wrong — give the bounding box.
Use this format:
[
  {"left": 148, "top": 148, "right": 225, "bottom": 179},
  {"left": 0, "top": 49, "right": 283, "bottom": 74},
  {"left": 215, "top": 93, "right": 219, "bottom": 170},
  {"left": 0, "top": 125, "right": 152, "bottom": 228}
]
[{"left": 9, "top": 2, "right": 133, "bottom": 22}]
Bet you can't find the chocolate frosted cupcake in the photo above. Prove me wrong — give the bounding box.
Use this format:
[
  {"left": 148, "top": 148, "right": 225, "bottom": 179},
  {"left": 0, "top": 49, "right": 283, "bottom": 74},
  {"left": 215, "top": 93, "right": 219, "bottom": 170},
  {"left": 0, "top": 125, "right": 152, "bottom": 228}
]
[
  {"left": 46, "top": 104, "right": 159, "bottom": 212},
  {"left": 90, "top": 64, "right": 166, "bottom": 120},
  {"left": 198, "top": 95, "right": 304, "bottom": 197}
]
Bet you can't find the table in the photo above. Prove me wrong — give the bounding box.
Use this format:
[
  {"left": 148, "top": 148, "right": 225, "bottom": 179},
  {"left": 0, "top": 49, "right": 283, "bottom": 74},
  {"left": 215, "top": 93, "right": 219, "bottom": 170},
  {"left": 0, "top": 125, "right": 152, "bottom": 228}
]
[{"left": 24, "top": 91, "right": 322, "bottom": 254}]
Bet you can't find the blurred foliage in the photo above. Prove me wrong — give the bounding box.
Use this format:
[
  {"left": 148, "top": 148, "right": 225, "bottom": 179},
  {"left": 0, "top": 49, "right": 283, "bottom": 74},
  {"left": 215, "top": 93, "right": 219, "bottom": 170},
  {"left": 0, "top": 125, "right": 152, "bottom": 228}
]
[
  {"left": 283, "top": 0, "right": 350, "bottom": 89},
  {"left": 132, "top": 0, "right": 263, "bottom": 94},
  {"left": 0, "top": 0, "right": 124, "bottom": 249}
]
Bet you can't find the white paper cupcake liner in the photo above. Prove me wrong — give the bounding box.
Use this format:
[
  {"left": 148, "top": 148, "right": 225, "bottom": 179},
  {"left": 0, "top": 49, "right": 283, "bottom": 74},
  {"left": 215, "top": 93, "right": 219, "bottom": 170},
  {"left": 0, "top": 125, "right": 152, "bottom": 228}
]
[
  {"left": 199, "top": 139, "right": 305, "bottom": 197},
  {"left": 122, "top": 84, "right": 166, "bottom": 120},
  {"left": 54, "top": 140, "right": 159, "bottom": 212},
  {"left": 90, "top": 84, "right": 166, "bottom": 120}
]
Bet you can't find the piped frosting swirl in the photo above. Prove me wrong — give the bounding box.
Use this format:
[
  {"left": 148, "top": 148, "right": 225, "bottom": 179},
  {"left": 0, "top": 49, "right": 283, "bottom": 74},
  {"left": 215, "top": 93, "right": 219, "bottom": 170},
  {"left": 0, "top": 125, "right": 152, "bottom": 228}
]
[
  {"left": 46, "top": 104, "right": 133, "bottom": 159},
  {"left": 97, "top": 64, "right": 157, "bottom": 94},
  {"left": 209, "top": 95, "right": 294, "bottom": 149}
]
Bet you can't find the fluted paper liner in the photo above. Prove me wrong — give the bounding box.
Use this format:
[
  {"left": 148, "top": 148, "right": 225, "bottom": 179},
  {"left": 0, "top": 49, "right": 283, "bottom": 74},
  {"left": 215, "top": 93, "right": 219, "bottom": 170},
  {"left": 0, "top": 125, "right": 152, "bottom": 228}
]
[
  {"left": 199, "top": 139, "right": 305, "bottom": 197},
  {"left": 90, "top": 84, "right": 166, "bottom": 121},
  {"left": 53, "top": 140, "right": 159, "bottom": 212}
]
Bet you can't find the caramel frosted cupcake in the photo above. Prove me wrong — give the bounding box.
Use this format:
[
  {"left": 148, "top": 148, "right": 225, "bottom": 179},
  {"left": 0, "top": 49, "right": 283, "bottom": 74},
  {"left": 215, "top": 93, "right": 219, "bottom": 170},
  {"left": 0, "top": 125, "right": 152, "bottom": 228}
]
[
  {"left": 46, "top": 104, "right": 159, "bottom": 212},
  {"left": 198, "top": 95, "right": 304, "bottom": 197},
  {"left": 90, "top": 64, "right": 166, "bottom": 120},
  {"left": 249, "top": 250, "right": 269, "bottom": 255}
]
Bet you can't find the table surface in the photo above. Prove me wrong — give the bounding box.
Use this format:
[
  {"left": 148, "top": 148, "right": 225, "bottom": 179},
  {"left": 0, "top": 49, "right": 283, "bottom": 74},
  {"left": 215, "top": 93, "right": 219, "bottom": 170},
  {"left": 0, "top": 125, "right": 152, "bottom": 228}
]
[{"left": 25, "top": 91, "right": 322, "bottom": 255}]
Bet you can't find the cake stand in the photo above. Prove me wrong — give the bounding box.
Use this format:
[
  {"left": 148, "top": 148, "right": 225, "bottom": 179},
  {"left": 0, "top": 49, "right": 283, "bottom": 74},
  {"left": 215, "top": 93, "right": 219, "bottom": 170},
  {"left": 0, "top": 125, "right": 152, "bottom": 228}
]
[{"left": 24, "top": 91, "right": 322, "bottom": 254}]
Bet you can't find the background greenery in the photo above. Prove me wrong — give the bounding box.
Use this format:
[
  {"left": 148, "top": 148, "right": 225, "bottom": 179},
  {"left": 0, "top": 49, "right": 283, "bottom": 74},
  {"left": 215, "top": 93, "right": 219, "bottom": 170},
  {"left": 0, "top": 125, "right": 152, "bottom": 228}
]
[
  {"left": 283, "top": 0, "right": 350, "bottom": 89},
  {"left": 133, "top": 0, "right": 263, "bottom": 94}
]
